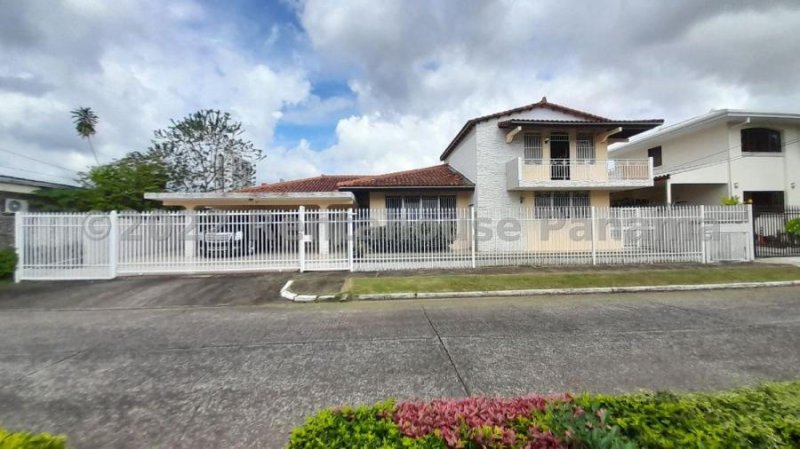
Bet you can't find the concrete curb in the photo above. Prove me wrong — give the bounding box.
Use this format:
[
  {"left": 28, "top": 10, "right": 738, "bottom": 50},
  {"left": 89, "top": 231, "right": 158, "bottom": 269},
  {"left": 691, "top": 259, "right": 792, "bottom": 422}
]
[
  {"left": 355, "top": 280, "right": 800, "bottom": 301},
  {"left": 280, "top": 280, "right": 337, "bottom": 302},
  {"left": 282, "top": 279, "right": 800, "bottom": 302}
]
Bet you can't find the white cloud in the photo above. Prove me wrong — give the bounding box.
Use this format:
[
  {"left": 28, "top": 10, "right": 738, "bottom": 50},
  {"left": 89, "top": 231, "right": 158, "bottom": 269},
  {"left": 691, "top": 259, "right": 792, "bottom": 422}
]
[
  {"left": 0, "top": 0, "right": 310, "bottom": 184},
  {"left": 3, "top": 0, "right": 800, "bottom": 187},
  {"left": 257, "top": 0, "right": 800, "bottom": 183}
]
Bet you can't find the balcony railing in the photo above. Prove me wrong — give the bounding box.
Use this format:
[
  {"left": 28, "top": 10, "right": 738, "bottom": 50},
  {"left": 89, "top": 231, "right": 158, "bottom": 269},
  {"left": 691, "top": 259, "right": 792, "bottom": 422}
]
[{"left": 506, "top": 158, "right": 653, "bottom": 190}]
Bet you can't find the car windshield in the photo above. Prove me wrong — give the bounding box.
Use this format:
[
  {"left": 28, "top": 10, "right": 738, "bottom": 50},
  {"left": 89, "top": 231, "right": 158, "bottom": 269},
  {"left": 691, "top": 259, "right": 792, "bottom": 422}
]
[{"left": 202, "top": 215, "right": 249, "bottom": 233}]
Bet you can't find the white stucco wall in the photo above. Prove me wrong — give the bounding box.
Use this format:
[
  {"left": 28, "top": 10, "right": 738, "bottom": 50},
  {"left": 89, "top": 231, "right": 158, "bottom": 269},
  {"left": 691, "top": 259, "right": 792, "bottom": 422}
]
[
  {"left": 612, "top": 117, "right": 800, "bottom": 205},
  {"left": 445, "top": 127, "right": 477, "bottom": 184},
  {"left": 471, "top": 111, "right": 611, "bottom": 210}
]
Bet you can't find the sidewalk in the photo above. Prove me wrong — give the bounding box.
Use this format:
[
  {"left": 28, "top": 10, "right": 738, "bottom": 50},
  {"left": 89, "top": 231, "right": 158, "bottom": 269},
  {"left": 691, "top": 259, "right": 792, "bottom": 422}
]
[{"left": 756, "top": 257, "right": 800, "bottom": 267}]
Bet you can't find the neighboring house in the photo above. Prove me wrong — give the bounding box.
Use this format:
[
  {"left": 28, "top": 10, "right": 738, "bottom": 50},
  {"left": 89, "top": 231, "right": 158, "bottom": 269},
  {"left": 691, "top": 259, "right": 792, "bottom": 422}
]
[
  {"left": 1, "top": 175, "right": 76, "bottom": 214},
  {"left": 1, "top": 175, "right": 76, "bottom": 250},
  {"left": 146, "top": 98, "right": 662, "bottom": 213},
  {"left": 609, "top": 109, "right": 800, "bottom": 207}
]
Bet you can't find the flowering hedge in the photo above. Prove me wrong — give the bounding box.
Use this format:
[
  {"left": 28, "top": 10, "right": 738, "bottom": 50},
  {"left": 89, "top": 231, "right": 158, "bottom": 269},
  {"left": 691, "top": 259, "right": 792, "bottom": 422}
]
[{"left": 287, "top": 381, "right": 800, "bottom": 449}]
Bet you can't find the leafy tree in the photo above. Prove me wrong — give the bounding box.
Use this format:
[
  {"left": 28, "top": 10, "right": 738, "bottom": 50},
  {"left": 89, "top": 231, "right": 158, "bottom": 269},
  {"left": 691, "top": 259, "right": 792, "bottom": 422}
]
[
  {"left": 71, "top": 106, "right": 100, "bottom": 164},
  {"left": 34, "top": 152, "right": 169, "bottom": 212},
  {"left": 148, "top": 109, "right": 263, "bottom": 192}
]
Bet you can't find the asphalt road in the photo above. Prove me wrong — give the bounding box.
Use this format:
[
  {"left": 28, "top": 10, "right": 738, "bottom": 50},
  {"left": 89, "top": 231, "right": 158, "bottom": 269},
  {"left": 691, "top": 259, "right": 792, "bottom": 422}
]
[{"left": 1, "top": 280, "right": 799, "bottom": 448}]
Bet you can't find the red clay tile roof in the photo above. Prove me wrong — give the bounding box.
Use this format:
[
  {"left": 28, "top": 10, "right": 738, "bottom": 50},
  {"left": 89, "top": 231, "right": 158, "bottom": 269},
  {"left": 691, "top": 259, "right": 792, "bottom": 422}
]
[
  {"left": 240, "top": 175, "right": 364, "bottom": 193},
  {"left": 337, "top": 164, "right": 473, "bottom": 189},
  {"left": 439, "top": 97, "right": 662, "bottom": 160}
]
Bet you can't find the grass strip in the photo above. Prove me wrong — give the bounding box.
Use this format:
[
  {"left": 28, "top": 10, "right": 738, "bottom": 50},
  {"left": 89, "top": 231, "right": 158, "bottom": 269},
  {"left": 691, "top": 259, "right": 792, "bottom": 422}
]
[{"left": 347, "top": 265, "right": 800, "bottom": 295}]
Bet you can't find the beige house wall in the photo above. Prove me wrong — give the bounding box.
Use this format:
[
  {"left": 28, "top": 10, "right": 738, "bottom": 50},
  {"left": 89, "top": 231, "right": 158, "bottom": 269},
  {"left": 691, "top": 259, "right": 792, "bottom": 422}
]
[
  {"left": 515, "top": 190, "right": 621, "bottom": 251},
  {"left": 365, "top": 190, "right": 474, "bottom": 251}
]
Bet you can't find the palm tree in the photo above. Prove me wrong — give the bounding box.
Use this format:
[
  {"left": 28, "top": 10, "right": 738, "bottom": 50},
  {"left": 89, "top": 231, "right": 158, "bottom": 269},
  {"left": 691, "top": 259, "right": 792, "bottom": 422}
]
[{"left": 71, "top": 107, "right": 99, "bottom": 164}]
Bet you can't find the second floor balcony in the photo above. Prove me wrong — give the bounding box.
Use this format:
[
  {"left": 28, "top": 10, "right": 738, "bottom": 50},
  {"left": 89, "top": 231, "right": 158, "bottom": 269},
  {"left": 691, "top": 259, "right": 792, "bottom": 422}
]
[{"left": 506, "top": 158, "right": 653, "bottom": 190}]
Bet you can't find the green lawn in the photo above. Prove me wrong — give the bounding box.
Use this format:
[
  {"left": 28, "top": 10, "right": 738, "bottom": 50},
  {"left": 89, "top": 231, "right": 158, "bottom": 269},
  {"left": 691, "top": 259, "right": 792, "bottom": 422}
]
[{"left": 347, "top": 265, "right": 800, "bottom": 295}]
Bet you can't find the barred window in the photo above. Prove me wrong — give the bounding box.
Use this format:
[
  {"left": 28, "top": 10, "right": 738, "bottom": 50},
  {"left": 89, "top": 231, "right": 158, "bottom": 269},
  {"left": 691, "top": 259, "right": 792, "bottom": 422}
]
[
  {"left": 535, "top": 191, "right": 590, "bottom": 218},
  {"left": 385, "top": 195, "right": 457, "bottom": 220},
  {"left": 523, "top": 134, "right": 543, "bottom": 164},
  {"left": 576, "top": 133, "right": 595, "bottom": 162}
]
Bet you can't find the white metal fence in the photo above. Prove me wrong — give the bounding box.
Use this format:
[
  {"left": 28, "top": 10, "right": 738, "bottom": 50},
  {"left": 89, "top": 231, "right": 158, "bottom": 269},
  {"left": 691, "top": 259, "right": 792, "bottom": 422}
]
[{"left": 14, "top": 205, "right": 753, "bottom": 281}]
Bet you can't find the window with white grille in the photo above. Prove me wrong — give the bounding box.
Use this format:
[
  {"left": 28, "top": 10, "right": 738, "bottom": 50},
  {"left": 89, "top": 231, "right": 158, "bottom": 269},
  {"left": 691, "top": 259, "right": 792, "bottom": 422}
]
[
  {"left": 535, "top": 191, "right": 590, "bottom": 218},
  {"left": 576, "top": 133, "right": 595, "bottom": 162},
  {"left": 523, "top": 134, "right": 543, "bottom": 164},
  {"left": 385, "top": 195, "right": 457, "bottom": 220}
]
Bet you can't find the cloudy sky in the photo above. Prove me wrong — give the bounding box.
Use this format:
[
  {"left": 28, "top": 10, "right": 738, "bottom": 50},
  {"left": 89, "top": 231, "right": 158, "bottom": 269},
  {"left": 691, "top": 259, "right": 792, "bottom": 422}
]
[{"left": 1, "top": 0, "right": 799, "bottom": 186}]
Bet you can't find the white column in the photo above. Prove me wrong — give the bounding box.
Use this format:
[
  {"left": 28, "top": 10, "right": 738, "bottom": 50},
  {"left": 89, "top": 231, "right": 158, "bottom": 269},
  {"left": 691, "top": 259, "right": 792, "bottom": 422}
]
[
  {"left": 13, "top": 212, "right": 23, "bottom": 283},
  {"left": 666, "top": 177, "right": 673, "bottom": 205},
  {"left": 700, "top": 205, "right": 707, "bottom": 264},
  {"left": 108, "top": 211, "right": 119, "bottom": 279},
  {"left": 347, "top": 208, "right": 354, "bottom": 271},
  {"left": 318, "top": 205, "right": 329, "bottom": 256},
  {"left": 298, "top": 206, "right": 306, "bottom": 272},
  {"left": 184, "top": 208, "right": 197, "bottom": 258},
  {"left": 590, "top": 206, "right": 597, "bottom": 265},
  {"left": 470, "top": 206, "right": 477, "bottom": 268}
]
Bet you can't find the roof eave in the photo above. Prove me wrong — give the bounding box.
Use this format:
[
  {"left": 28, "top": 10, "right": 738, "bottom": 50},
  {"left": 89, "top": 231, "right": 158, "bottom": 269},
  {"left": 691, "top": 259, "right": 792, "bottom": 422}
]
[
  {"left": 338, "top": 185, "right": 475, "bottom": 191},
  {"left": 144, "top": 191, "right": 356, "bottom": 201}
]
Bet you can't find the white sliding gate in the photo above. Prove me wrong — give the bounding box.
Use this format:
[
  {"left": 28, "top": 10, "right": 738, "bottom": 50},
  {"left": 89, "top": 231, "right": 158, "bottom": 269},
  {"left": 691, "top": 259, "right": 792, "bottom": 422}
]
[{"left": 14, "top": 205, "right": 753, "bottom": 281}]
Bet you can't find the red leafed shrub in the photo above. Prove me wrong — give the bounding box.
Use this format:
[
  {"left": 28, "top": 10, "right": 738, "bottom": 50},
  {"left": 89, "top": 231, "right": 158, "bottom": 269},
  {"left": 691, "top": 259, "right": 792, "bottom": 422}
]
[{"left": 394, "top": 394, "right": 571, "bottom": 448}]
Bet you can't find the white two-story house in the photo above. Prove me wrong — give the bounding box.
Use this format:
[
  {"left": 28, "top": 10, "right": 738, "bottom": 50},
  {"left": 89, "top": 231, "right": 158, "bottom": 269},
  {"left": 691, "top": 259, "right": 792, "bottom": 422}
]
[
  {"left": 440, "top": 97, "right": 662, "bottom": 211},
  {"left": 150, "top": 98, "right": 662, "bottom": 214},
  {"left": 609, "top": 109, "right": 800, "bottom": 208},
  {"left": 145, "top": 99, "right": 664, "bottom": 256}
]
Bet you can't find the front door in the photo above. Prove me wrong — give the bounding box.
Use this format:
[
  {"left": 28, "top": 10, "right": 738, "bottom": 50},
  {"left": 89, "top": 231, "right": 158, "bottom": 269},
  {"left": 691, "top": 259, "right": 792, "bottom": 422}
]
[{"left": 550, "top": 135, "right": 570, "bottom": 180}]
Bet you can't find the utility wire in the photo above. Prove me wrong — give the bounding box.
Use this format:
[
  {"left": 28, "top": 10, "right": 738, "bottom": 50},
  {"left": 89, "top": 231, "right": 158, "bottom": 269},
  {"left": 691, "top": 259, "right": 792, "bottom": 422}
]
[
  {"left": 0, "top": 165, "right": 78, "bottom": 184},
  {"left": 0, "top": 146, "right": 80, "bottom": 174}
]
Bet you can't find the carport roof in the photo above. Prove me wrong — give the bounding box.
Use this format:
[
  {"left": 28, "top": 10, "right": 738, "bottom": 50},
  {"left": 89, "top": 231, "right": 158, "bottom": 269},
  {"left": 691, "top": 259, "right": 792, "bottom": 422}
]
[{"left": 144, "top": 191, "right": 356, "bottom": 208}]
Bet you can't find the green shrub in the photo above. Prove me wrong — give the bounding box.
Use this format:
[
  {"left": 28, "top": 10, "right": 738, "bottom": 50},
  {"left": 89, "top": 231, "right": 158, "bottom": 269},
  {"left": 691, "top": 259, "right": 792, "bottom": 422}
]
[
  {"left": 573, "top": 381, "right": 800, "bottom": 449},
  {"left": 356, "top": 222, "right": 457, "bottom": 254},
  {"left": 0, "top": 249, "right": 17, "bottom": 280},
  {"left": 786, "top": 218, "right": 800, "bottom": 239},
  {"left": 288, "top": 381, "right": 800, "bottom": 449},
  {"left": 287, "top": 401, "right": 409, "bottom": 448},
  {"left": 721, "top": 195, "right": 742, "bottom": 206},
  {"left": 0, "top": 427, "right": 66, "bottom": 449}
]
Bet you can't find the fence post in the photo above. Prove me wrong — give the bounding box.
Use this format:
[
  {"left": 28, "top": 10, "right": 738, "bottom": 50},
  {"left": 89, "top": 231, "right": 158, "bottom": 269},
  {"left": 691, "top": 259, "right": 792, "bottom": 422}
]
[
  {"left": 298, "top": 206, "right": 306, "bottom": 272},
  {"left": 746, "top": 204, "right": 755, "bottom": 261},
  {"left": 347, "top": 208, "right": 354, "bottom": 272},
  {"left": 13, "top": 212, "right": 24, "bottom": 283},
  {"left": 700, "top": 205, "right": 707, "bottom": 264},
  {"left": 470, "top": 206, "right": 477, "bottom": 269},
  {"left": 108, "top": 211, "right": 119, "bottom": 279},
  {"left": 590, "top": 207, "right": 597, "bottom": 265}
]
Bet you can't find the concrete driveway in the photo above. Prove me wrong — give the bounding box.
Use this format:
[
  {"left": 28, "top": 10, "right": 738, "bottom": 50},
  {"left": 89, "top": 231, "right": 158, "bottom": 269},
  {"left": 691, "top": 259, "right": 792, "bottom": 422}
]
[{"left": 0, "top": 277, "right": 799, "bottom": 448}]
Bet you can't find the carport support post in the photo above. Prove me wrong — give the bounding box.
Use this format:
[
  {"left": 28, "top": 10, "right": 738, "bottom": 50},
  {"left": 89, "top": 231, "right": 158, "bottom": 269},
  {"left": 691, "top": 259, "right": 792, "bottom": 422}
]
[
  {"left": 298, "top": 206, "right": 306, "bottom": 272},
  {"left": 347, "top": 208, "right": 354, "bottom": 271},
  {"left": 184, "top": 208, "right": 197, "bottom": 258},
  {"left": 318, "top": 205, "right": 329, "bottom": 256}
]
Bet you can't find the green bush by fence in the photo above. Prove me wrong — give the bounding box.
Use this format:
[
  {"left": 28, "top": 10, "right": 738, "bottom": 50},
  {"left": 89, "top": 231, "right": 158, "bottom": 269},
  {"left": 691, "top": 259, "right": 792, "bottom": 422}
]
[
  {"left": 356, "top": 222, "right": 457, "bottom": 254},
  {"left": 0, "top": 249, "right": 17, "bottom": 280}
]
